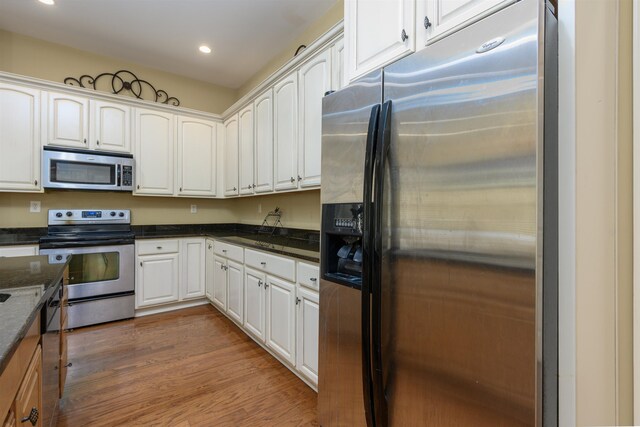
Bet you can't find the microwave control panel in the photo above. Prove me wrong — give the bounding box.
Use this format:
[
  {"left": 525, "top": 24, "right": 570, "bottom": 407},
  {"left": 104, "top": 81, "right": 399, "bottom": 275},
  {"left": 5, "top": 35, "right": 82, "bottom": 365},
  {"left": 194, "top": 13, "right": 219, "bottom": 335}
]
[{"left": 121, "top": 165, "right": 133, "bottom": 187}]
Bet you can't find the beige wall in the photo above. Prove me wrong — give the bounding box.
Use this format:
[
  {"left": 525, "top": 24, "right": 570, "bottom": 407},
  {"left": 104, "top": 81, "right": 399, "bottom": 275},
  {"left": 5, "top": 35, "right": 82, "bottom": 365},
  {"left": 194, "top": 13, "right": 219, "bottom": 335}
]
[
  {"left": 0, "top": 190, "right": 320, "bottom": 230},
  {"left": 0, "top": 29, "right": 237, "bottom": 114},
  {"left": 237, "top": 0, "right": 344, "bottom": 98},
  {"left": 232, "top": 190, "right": 320, "bottom": 231},
  {"left": 572, "top": 0, "right": 633, "bottom": 424}
]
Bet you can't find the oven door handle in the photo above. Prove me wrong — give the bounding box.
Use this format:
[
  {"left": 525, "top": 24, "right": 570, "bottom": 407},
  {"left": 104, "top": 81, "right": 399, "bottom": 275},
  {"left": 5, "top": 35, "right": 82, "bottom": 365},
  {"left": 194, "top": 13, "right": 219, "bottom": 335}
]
[{"left": 39, "top": 238, "right": 135, "bottom": 249}]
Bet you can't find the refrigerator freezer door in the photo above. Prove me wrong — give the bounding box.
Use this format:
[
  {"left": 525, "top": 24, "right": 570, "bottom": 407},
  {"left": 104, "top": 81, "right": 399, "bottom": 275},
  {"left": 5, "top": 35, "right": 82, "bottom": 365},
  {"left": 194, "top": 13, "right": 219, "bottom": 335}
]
[
  {"left": 380, "top": 0, "right": 545, "bottom": 425},
  {"left": 321, "top": 70, "right": 382, "bottom": 205}
]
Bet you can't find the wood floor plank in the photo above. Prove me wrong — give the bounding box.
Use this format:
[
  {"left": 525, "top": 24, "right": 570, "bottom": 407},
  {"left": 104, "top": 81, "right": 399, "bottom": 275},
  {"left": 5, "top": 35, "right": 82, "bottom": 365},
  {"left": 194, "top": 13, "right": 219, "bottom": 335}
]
[{"left": 57, "top": 305, "right": 319, "bottom": 427}]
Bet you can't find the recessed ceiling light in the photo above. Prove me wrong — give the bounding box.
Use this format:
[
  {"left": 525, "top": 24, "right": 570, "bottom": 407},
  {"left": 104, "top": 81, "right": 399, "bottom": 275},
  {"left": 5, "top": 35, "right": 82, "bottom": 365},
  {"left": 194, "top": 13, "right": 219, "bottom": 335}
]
[
  {"left": 199, "top": 45, "right": 212, "bottom": 54},
  {"left": 38, "top": 0, "right": 55, "bottom": 5}
]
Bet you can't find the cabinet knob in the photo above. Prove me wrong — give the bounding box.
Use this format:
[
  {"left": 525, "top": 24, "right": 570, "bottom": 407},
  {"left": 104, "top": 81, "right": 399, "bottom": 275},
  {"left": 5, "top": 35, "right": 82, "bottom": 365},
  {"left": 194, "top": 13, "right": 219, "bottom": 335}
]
[
  {"left": 65, "top": 362, "right": 73, "bottom": 367},
  {"left": 96, "top": 140, "right": 100, "bottom": 145},
  {"left": 264, "top": 282, "right": 269, "bottom": 288},
  {"left": 137, "top": 185, "right": 140, "bottom": 190},
  {"left": 310, "top": 277, "right": 317, "bottom": 282},
  {"left": 260, "top": 261, "right": 266, "bottom": 266},
  {"left": 34, "top": 179, "right": 38, "bottom": 186},
  {"left": 222, "top": 249, "right": 227, "bottom": 253},
  {"left": 252, "top": 184, "right": 256, "bottom": 189},
  {"left": 233, "top": 187, "right": 237, "bottom": 191},
  {"left": 140, "top": 261, "right": 142, "bottom": 267},
  {"left": 297, "top": 175, "right": 302, "bottom": 181},
  {"left": 401, "top": 29, "right": 408, "bottom": 42},
  {"left": 290, "top": 177, "right": 295, "bottom": 183},
  {"left": 296, "top": 297, "right": 301, "bottom": 305},
  {"left": 83, "top": 138, "right": 87, "bottom": 144},
  {"left": 258, "top": 280, "right": 262, "bottom": 287},
  {"left": 424, "top": 16, "right": 432, "bottom": 29},
  {"left": 156, "top": 246, "right": 162, "bottom": 249},
  {"left": 179, "top": 187, "right": 182, "bottom": 192},
  {"left": 21, "top": 407, "right": 39, "bottom": 426},
  {"left": 208, "top": 244, "right": 212, "bottom": 249}
]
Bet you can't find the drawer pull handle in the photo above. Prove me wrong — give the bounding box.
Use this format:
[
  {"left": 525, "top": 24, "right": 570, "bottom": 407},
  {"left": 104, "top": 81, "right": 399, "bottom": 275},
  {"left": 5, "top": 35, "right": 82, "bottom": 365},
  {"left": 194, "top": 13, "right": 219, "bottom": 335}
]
[
  {"left": 21, "top": 407, "right": 39, "bottom": 426},
  {"left": 310, "top": 278, "right": 317, "bottom": 282}
]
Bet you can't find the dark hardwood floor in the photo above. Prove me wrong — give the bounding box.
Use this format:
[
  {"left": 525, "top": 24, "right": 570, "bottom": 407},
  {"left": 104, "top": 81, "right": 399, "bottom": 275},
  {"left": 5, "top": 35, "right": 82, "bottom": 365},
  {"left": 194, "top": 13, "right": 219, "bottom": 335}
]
[{"left": 57, "top": 305, "right": 318, "bottom": 427}]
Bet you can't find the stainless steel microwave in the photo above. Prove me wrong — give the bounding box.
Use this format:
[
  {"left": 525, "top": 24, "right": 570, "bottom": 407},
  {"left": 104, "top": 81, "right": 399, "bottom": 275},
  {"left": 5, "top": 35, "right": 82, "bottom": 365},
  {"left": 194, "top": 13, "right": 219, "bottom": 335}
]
[{"left": 42, "top": 147, "right": 134, "bottom": 191}]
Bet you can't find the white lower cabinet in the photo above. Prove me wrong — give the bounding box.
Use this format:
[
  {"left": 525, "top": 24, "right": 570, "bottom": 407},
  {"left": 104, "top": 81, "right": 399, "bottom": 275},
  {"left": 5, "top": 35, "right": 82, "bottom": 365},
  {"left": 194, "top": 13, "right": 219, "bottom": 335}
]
[
  {"left": 244, "top": 267, "right": 266, "bottom": 341},
  {"left": 205, "top": 239, "right": 214, "bottom": 300},
  {"left": 136, "top": 237, "right": 205, "bottom": 309},
  {"left": 296, "top": 286, "right": 319, "bottom": 384},
  {"left": 136, "top": 252, "right": 180, "bottom": 308},
  {"left": 265, "top": 275, "right": 297, "bottom": 366},
  {"left": 180, "top": 238, "right": 205, "bottom": 300},
  {"left": 212, "top": 255, "right": 228, "bottom": 310},
  {"left": 0, "top": 245, "right": 39, "bottom": 257},
  {"left": 226, "top": 260, "right": 244, "bottom": 324}
]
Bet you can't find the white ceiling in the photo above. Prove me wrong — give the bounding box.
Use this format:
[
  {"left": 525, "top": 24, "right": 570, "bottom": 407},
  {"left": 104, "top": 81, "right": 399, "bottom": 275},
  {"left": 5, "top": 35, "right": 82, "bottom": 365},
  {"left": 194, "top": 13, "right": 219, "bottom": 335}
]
[{"left": 0, "top": 0, "right": 337, "bottom": 88}]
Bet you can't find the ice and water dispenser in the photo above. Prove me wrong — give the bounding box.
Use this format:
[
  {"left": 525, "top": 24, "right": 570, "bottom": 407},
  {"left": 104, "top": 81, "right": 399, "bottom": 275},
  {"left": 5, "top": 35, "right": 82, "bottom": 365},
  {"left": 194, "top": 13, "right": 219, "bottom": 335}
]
[{"left": 321, "top": 203, "right": 364, "bottom": 288}]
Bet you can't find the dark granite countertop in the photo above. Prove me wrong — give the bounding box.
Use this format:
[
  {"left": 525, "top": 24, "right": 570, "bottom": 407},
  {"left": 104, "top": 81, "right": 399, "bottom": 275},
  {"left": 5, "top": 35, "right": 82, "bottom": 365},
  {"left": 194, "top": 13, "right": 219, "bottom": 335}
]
[
  {"left": 0, "top": 255, "right": 69, "bottom": 375},
  {"left": 0, "top": 224, "right": 320, "bottom": 262},
  {"left": 133, "top": 224, "right": 320, "bottom": 263},
  {"left": 0, "top": 228, "right": 47, "bottom": 247}
]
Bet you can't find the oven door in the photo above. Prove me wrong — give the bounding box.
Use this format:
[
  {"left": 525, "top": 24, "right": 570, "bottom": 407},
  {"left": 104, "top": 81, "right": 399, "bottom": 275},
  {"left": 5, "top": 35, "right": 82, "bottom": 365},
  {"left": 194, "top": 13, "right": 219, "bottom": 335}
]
[
  {"left": 40, "top": 244, "right": 134, "bottom": 299},
  {"left": 42, "top": 148, "right": 133, "bottom": 191}
]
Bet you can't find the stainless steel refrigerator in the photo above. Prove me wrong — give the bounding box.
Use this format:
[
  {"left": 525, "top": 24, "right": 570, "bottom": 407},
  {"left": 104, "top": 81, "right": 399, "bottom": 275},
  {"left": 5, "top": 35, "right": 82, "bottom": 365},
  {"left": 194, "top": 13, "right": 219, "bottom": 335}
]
[{"left": 318, "top": 0, "right": 558, "bottom": 426}]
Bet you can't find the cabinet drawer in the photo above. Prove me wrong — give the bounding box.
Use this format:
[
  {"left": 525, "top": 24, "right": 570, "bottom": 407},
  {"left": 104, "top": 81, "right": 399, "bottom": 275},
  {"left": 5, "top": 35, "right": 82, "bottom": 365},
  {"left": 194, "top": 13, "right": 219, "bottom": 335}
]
[
  {"left": 297, "top": 262, "right": 319, "bottom": 290},
  {"left": 213, "top": 241, "right": 243, "bottom": 263},
  {"left": 136, "top": 239, "right": 180, "bottom": 255},
  {"left": 245, "top": 249, "right": 295, "bottom": 282}
]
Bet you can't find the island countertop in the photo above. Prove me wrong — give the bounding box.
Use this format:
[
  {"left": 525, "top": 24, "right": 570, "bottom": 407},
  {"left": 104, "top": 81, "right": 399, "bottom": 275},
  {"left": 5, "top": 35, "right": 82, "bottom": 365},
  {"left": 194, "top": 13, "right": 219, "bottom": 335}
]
[{"left": 0, "top": 255, "right": 69, "bottom": 375}]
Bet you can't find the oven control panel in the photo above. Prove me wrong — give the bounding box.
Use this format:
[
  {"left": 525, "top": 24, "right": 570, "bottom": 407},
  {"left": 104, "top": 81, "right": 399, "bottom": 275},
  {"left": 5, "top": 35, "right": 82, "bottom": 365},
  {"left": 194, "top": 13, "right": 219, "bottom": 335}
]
[{"left": 48, "top": 209, "right": 131, "bottom": 225}]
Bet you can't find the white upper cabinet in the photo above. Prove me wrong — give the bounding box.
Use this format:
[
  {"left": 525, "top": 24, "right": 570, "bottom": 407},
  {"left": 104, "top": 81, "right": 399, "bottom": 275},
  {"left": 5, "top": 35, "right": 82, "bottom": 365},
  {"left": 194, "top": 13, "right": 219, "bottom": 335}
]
[
  {"left": 253, "top": 89, "right": 274, "bottom": 194},
  {"left": 46, "top": 92, "right": 90, "bottom": 149},
  {"left": 90, "top": 100, "right": 131, "bottom": 153},
  {"left": 238, "top": 104, "right": 255, "bottom": 195},
  {"left": 223, "top": 114, "right": 239, "bottom": 196},
  {"left": 273, "top": 72, "right": 299, "bottom": 192},
  {"left": 331, "top": 37, "right": 346, "bottom": 91},
  {"left": 0, "top": 83, "right": 41, "bottom": 192},
  {"left": 298, "top": 49, "right": 331, "bottom": 188},
  {"left": 345, "top": 0, "right": 416, "bottom": 83},
  {"left": 177, "top": 116, "right": 217, "bottom": 197},
  {"left": 134, "top": 108, "right": 175, "bottom": 195},
  {"left": 420, "top": 0, "right": 512, "bottom": 45}
]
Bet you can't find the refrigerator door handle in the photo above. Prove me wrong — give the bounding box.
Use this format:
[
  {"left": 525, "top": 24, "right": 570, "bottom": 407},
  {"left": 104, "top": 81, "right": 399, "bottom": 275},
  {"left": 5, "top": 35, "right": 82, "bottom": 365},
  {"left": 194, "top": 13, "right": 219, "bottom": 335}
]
[
  {"left": 372, "top": 100, "right": 392, "bottom": 427},
  {"left": 362, "top": 103, "right": 380, "bottom": 427}
]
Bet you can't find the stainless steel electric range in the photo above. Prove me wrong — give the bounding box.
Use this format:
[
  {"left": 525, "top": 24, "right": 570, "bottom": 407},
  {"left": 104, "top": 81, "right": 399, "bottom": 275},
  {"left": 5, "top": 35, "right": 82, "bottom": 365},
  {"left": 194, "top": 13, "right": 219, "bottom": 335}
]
[{"left": 39, "top": 209, "right": 135, "bottom": 329}]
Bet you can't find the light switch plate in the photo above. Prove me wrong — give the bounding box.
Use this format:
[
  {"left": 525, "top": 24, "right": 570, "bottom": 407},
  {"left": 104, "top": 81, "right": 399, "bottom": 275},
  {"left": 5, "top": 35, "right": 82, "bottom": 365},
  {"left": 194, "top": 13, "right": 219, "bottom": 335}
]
[
  {"left": 30, "top": 201, "right": 41, "bottom": 213},
  {"left": 191, "top": 204, "right": 197, "bottom": 214}
]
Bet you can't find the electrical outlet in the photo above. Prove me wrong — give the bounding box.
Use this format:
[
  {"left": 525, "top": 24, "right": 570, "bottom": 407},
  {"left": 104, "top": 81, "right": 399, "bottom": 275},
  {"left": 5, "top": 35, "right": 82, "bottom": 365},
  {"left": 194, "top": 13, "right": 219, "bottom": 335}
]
[
  {"left": 30, "top": 201, "right": 41, "bottom": 213},
  {"left": 258, "top": 203, "right": 262, "bottom": 213},
  {"left": 191, "top": 204, "right": 197, "bottom": 214}
]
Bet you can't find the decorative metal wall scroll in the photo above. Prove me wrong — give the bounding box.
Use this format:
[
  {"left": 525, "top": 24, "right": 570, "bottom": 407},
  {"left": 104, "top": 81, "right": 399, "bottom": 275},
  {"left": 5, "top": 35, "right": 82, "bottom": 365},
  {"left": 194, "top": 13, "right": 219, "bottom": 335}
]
[{"left": 64, "top": 69, "right": 180, "bottom": 106}]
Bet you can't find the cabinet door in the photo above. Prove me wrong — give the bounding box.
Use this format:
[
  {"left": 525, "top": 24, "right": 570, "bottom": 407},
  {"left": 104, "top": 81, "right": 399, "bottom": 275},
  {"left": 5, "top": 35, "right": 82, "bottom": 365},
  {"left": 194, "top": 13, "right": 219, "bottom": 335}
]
[
  {"left": 14, "top": 345, "right": 42, "bottom": 427},
  {"left": 331, "top": 37, "right": 345, "bottom": 91},
  {"left": 226, "top": 260, "right": 244, "bottom": 324},
  {"left": 423, "top": 0, "right": 512, "bottom": 44},
  {"left": 273, "top": 72, "right": 298, "bottom": 191},
  {"left": 0, "top": 84, "right": 40, "bottom": 192},
  {"left": 253, "top": 90, "right": 274, "bottom": 193},
  {"left": 90, "top": 100, "right": 131, "bottom": 153},
  {"left": 296, "top": 286, "right": 319, "bottom": 384},
  {"left": 345, "top": 0, "right": 415, "bottom": 82},
  {"left": 266, "top": 275, "right": 296, "bottom": 366},
  {"left": 205, "top": 240, "right": 214, "bottom": 300},
  {"left": 181, "top": 238, "right": 205, "bottom": 300},
  {"left": 298, "top": 49, "right": 331, "bottom": 188},
  {"left": 223, "top": 115, "right": 239, "bottom": 196},
  {"left": 212, "top": 255, "right": 227, "bottom": 310},
  {"left": 47, "top": 92, "right": 89, "bottom": 148},
  {"left": 238, "top": 104, "right": 255, "bottom": 195},
  {"left": 134, "top": 108, "right": 175, "bottom": 195},
  {"left": 244, "top": 267, "right": 266, "bottom": 341},
  {"left": 136, "top": 253, "right": 180, "bottom": 307},
  {"left": 177, "top": 116, "right": 217, "bottom": 197}
]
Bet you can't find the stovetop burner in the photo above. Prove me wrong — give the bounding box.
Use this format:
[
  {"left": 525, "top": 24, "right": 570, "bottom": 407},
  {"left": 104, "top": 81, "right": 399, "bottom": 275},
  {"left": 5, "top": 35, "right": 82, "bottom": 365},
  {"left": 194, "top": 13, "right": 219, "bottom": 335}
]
[{"left": 41, "top": 209, "right": 134, "bottom": 249}]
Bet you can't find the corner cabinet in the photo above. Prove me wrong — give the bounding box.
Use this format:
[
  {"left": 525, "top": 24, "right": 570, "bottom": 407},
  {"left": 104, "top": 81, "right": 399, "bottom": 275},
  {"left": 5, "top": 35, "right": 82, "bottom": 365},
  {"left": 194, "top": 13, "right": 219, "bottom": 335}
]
[
  {"left": 273, "top": 72, "right": 299, "bottom": 191},
  {"left": 133, "top": 108, "right": 175, "bottom": 196},
  {"left": 180, "top": 238, "right": 206, "bottom": 300},
  {"left": 223, "top": 114, "right": 239, "bottom": 196},
  {"left": 344, "top": 0, "right": 415, "bottom": 83},
  {"left": 298, "top": 49, "right": 331, "bottom": 188},
  {"left": 253, "top": 89, "right": 274, "bottom": 194},
  {"left": 176, "top": 116, "right": 217, "bottom": 197},
  {"left": 0, "top": 83, "right": 41, "bottom": 192}
]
